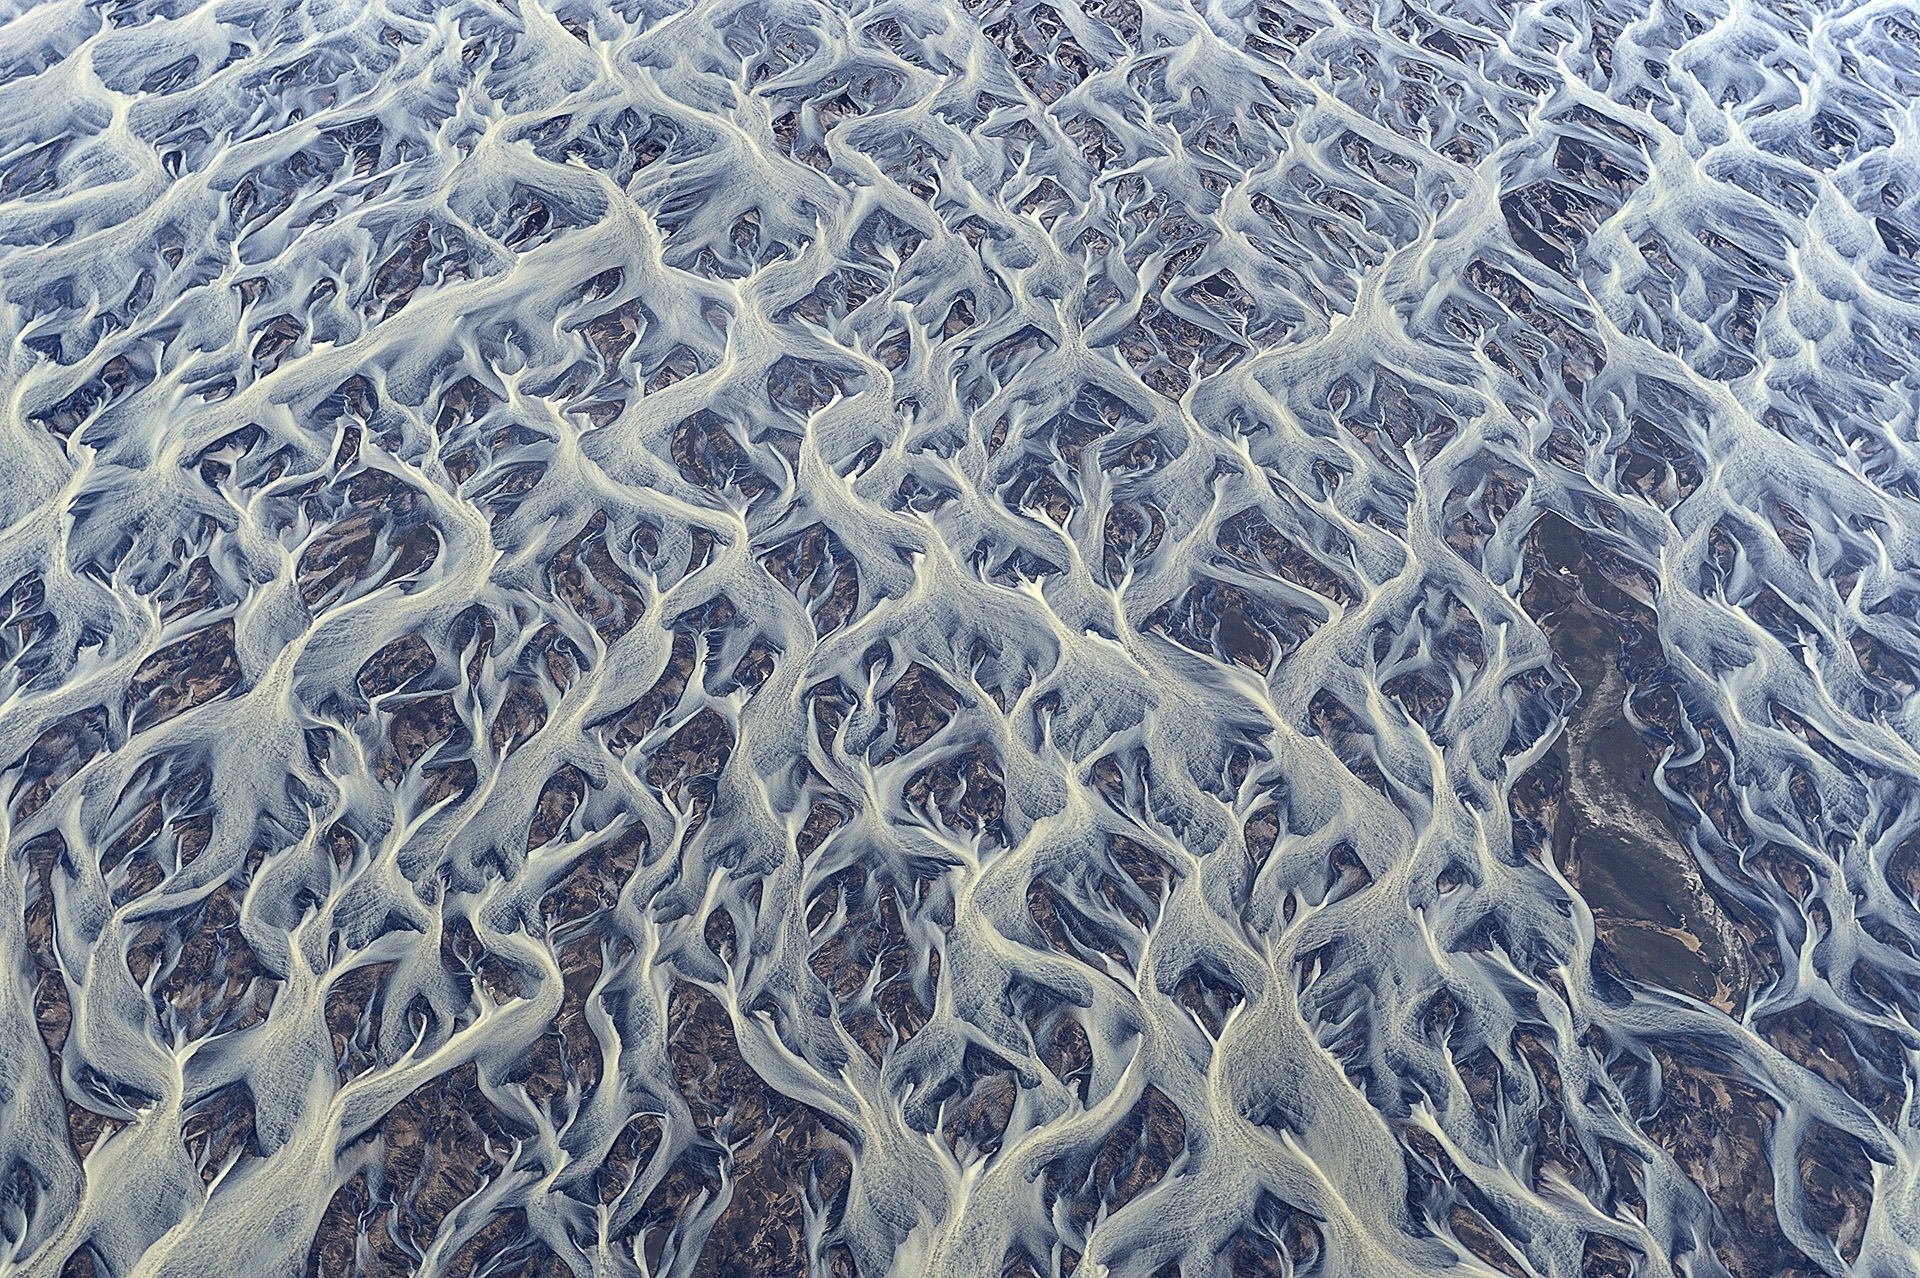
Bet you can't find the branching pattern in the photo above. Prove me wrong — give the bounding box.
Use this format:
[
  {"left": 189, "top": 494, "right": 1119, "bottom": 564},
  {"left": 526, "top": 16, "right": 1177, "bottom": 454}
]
[{"left": 1, "top": 0, "right": 1918, "bottom": 1275}]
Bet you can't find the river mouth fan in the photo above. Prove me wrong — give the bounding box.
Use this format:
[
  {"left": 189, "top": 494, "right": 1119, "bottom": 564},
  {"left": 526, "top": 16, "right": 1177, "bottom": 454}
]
[{"left": 0, "top": 1, "right": 1917, "bottom": 1276}]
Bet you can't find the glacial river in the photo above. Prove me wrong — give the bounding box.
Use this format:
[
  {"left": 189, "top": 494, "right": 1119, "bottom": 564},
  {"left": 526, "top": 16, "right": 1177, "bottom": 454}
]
[{"left": 0, "top": 1, "right": 1917, "bottom": 1275}]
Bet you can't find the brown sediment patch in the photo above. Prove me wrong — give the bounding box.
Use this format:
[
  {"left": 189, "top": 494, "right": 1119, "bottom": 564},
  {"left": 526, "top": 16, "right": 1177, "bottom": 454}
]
[
  {"left": 1218, "top": 1190, "right": 1324, "bottom": 1275},
  {"left": 808, "top": 866, "right": 938, "bottom": 1060},
  {"left": 906, "top": 740, "right": 1007, "bottom": 844},
  {"left": 1581, "top": 1233, "right": 1645, "bottom": 1277},
  {"left": 646, "top": 706, "right": 735, "bottom": 820},
  {"left": 547, "top": 510, "right": 647, "bottom": 643},
  {"left": 308, "top": 1061, "right": 521, "bottom": 1277},
  {"left": 506, "top": 928, "right": 605, "bottom": 1103},
  {"left": 759, "top": 522, "right": 860, "bottom": 636},
  {"left": 526, "top": 763, "right": 588, "bottom": 852},
  {"left": 1519, "top": 512, "right": 1758, "bottom": 1011},
  {"left": 1640, "top": 1042, "right": 1816, "bottom": 1278},
  {"left": 157, "top": 881, "right": 277, "bottom": 1041},
  {"left": 875, "top": 661, "right": 961, "bottom": 761},
  {"left": 1797, "top": 1121, "right": 1873, "bottom": 1267},
  {"left": 940, "top": 1044, "right": 1019, "bottom": 1161},
  {"left": 380, "top": 691, "right": 465, "bottom": 782},
  {"left": 355, "top": 631, "right": 435, "bottom": 699},
  {"left": 125, "top": 621, "right": 242, "bottom": 731},
  {"left": 183, "top": 1082, "right": 258, "bottom": 1181},
  {"left": 597, "top": 630, "right": 696, "bottom": 754},
  {"left": 1041, "top": 1084, "right": 1186, "bottom": 1242},
  {"left": 297, "top": 472, "right": 440, "bottom": 610},
  {"left": 664, "top": 983, "right": 854, "bottom": 1276},
  {"left": 1755, "top": 1000, "right": 1905, "bottom": 1128},
  {"left": 11, "top": 704, "right": 110, "bottom": 820}
]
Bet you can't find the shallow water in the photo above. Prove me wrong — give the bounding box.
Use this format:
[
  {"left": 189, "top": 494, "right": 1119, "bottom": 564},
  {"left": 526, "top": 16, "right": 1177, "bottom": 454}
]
[{"left": 0, "top": 0, "right": 1918, "bottom": 1275}]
